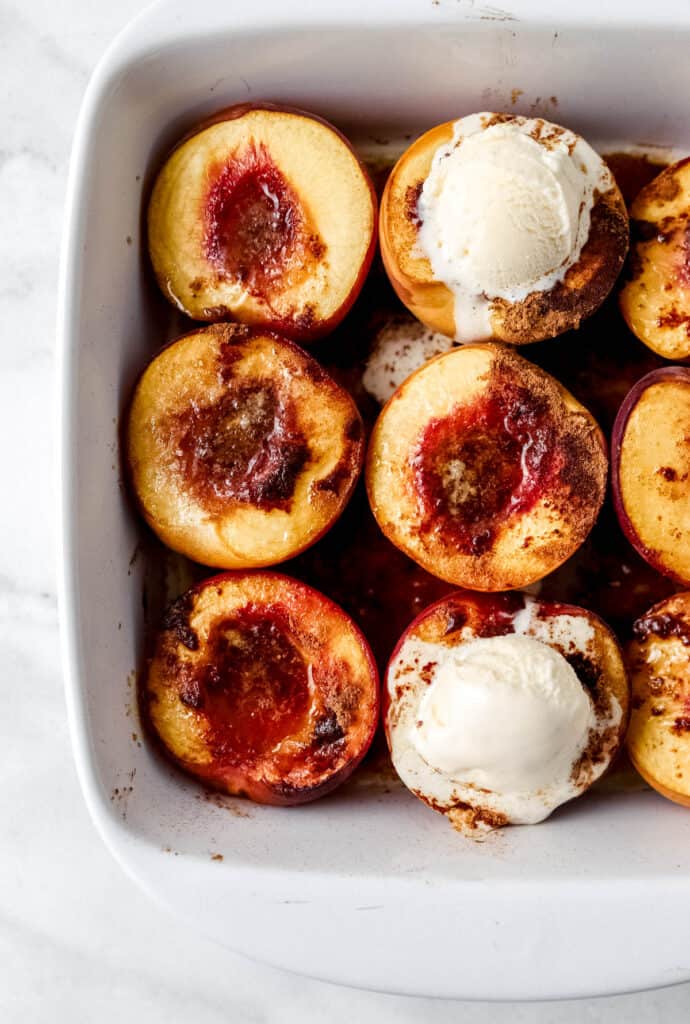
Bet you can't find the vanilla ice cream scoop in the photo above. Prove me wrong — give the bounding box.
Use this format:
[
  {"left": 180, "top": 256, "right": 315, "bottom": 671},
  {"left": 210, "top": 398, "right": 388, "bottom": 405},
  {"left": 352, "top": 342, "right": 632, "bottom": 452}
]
[
  {"left": 416, "top": 113, "right": 613, "bottom": 341},
  {"left": 362, "top": 316, "right": 454, "bottom": 404},
  {"left": 385, "top": 595, "right": 626, "bottom": 835},
  {"left": 414, "top": 635, "right": 594, "bottom": 795}
]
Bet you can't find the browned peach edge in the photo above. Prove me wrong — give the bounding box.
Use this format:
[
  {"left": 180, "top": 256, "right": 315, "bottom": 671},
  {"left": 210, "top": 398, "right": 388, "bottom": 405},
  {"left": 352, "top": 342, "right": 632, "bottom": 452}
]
[
  {"left": 378, "top": 121, "right": 455, "bottom": 333},
  {"left": 628, "top": 750, "right": 690, "bottom": 809}
]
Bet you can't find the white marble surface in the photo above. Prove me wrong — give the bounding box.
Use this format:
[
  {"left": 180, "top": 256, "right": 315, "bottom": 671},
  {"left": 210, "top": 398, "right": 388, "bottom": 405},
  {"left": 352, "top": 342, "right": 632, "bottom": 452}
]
[{"left": 2, "top": 0, "right": 690, "bottom": 1019}]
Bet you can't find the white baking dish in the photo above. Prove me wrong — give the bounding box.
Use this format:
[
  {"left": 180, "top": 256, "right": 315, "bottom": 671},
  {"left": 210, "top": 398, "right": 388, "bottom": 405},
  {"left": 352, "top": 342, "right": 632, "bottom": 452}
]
[{"left": 58, "top": 0, "right": 690, "bottom": 1000}]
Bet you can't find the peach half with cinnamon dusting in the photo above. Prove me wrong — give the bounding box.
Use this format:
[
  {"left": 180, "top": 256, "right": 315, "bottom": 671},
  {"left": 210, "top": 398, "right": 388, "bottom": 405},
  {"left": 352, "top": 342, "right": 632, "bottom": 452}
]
[
  {"left": 627, "top": 593, "right": 690, "bottom": 808},
  {"left": 143, "top": 572, "right": 379, "bottom": 804},
  {"left": 366, "top": 344, "right": 608, "bottom": 591},
  {"left": 619, "top": 158, "right": 690, "bottom": 359},
  {"left": 379, "top": 112, "right": 628, "bottom": 344},
  {"left": 147, "top": 103, "right": 377, "bottom": 341},
  {"left": 612, "top": 367, "right": 690, "bottom": 584},
  {"left": 126, "top": 323, "right": 364, "bottom": 568},
  {"left": 384, "top": 591, "right": 628, "bottom": 835}
]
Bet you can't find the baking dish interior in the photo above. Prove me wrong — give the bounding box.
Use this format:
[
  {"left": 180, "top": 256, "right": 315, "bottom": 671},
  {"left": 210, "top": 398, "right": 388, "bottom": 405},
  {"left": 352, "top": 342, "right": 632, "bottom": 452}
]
[{"left": 65, "top": 16, "right": 690, "bottom": 886}]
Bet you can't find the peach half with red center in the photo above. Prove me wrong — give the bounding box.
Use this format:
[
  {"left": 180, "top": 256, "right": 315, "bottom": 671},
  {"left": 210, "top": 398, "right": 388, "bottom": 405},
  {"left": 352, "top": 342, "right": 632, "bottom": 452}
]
[
  {"left": 147, "top": 103, "right": 377, "bottom": 341},
  {"left": 627, "top": 592, "right": 690, "bottom": 808},
  {"left": 126, "top": 323, "right": 364, "bottom": 568},
  {"left": 619, "top": 158, "right": 690, "bottom": 360},
  {"left": 384, "top": 591, "right": 628, "bottom": 835},
  {"left": 612, "top": 366, "right": 690, "bottom": 584},
  {"left": 142, "top": 572, "right": 379, "bottom": 805},
  {"left": 366, "top": 343, "right": 608, "bottom": 591}
]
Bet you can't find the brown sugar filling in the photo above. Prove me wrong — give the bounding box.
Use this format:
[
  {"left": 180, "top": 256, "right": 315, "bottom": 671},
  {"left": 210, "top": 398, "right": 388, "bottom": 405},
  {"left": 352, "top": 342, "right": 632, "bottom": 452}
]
[
  {"left": 412, "top": 382, "right": 558, "bottom": 555},
  {"left": 170, "top": 379, "right": 311, "bottom": 514},
  {"left": 492, "top": 191, "right": 629, "bottom": 344},
  {"left": 204, "top": 142, "right": 326, "bottom": 300},
  {"left": 410, "top": 356, "right": 603, "bottom": 558},
  {"left": 184, "top": 606, "right": 311, "bottom": 765}
]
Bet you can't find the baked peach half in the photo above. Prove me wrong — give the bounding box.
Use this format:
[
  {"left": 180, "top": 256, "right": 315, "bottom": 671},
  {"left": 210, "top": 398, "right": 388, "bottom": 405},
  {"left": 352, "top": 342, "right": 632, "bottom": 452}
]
[
  {"left": 619, "top": 158, "right": 690, "bottom": 359},
  {"left": 384, "top": 591, "right": 628, "bottom": 835},
  {"left": 366, "top": 343, "right": 608, "bottom": 591},
  {"left": 143, "top": 572, "right": 379, "bottom": 804},
  {"left": 627, "top": 593, "right": 690, "bottom": 807},
  {"left": 147, "top": 103, "right": 377, "bottom": 341},
  {"left": 612, "top": 366, "right": 690, "bottom": 584},
  {"left": 380, "top": 112, "right": 628, "bottom": 344},
  {"left": 126, "top": 323, "right": 364, "bottom": 568}
]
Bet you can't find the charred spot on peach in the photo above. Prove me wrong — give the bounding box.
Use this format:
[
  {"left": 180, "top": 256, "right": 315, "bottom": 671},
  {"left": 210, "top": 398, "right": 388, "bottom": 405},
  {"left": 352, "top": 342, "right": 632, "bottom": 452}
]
[
  {"left": 366, "top": 344, "right": 607, "bottom": 591},
  {"left": 147, "top": 103, "right": 377, "bottom": 341},
  {"left": 142, "top": 572, "right": 379, "bottom": 805},
  {"left": 126, "top": 324, "right": 364, "bottom": 569}
]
